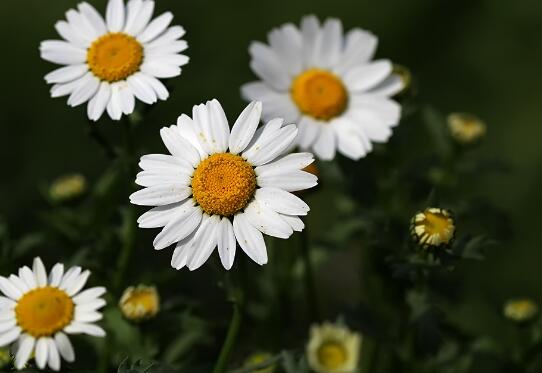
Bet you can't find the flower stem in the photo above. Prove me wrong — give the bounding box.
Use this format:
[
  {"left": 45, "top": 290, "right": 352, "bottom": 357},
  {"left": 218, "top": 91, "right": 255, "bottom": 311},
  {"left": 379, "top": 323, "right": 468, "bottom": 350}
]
[
  {"left": 300, "top": 227, "right": 320, "bottom": 321},
  {"left": 212, "top": 279, "right": 244, "bottom": 373},
  {"left": 86, "top": 121, "right": 117, "bottom": 159}
]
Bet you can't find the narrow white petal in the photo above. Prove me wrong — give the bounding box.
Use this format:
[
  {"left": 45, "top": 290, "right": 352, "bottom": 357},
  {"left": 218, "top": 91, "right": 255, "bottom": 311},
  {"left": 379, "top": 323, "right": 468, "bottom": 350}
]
[
  {"left": 136, "top": 74, "right": 169, "bottom": 100},
  {"left": 257, "top": 170, "right": 318, "bottom": 192},
  {"left": 0, "top": 297, "right": 15, "bottom": 310},
  {"left": 126, "top": 0, "right": 154, "bottom": 36},
  {"left": 229, "top": 101, "right": 262, "bottom": 154},
  {"left": 138, "top": 203, "right": 183, "bottom": 228},
  {"left": 87, "top": 82, "right": 112, "bottom": 121},
  {"left": 159, "top": 126, "right": 200, "bottom": 166},
  {"left": 129, "top": 184, "right": 192, "bottom": 206},
  {"left": 244, "top": 200, "right": 293, "bottom": 239},
  {"left": 137, "top": 12, "right": 173, "bottom": 43},
  {"left": 343, "top": 60, "right": 392, "bottom": 92},
  {"left": 146, "top": 40, "right": 188, "bottom": 55},
  {"left": 281, "top": 214, "right": 305, "bottom": 232},
  {"left": 48, "top": 263, "right": 64, "bottom": 287},
  {"left": 40, "top": 40, "right": 86, "bottom": 65},
  {"left": 267, "top": 23, "right": 303, "bottom": 75},
  {"left": 15, "top": 334, "right": 35, "bottom": 370},
  {"left": 8, "top": 275, "right": 28, "bottom": 294},
  {"left": 123, "top": 0, "right": 143, "bottom": 34},
  {"left": 177, "top": 114, "right": 207, "bottom": 158},
  {"left": 187, "top": 215, "right": 219, "bottom": 271},
  {"left": 255, "top": 152, "right": 314, "bottom": 177},
  {"left": 249, "top": 42, "right": 290, "bottom": 91},
  {"left": 0, "top": 319, "right": 16, "bottom": 333},
  {"left": 0, "top": 277, "right": 22, "bottom": 300},
  {"left": 66, "top": 270, "right": 91, "bottom": 296},
  {"left": 243, "top": 122, "right": 298, "bottom": 166},
  {"left": 255, "top": 188, "right": 309, "bottom": 216},
  {"left": 140, "top": 61, "right": 181, "bottom": 78},
  {"left": 300, "top": 15, "right": 320, "bottom": 66},
  {"left": 35, "top": 337, "right": 48, "bottom": 369},
  {"left": 54, "top": 332, "right": 75, "bottom": 363},
  {"left": 217, "top": 218, "right": 236, "bottom": 270},
  {"left": 54, "top": 21, "right": 89, "bottom": 47},
  {"left": 331, "top": 119, "right": 367, "bottom": 160},
  {"left": 50, "top": 74, "right": 88, "bottom": 98},
  {"left": 75, "top": 310, "right": 103, "bottom": 323},
  {"left": 46, "top": 337, "right": 61, "bottom": 371},
  {"left": 106, "top": 82, "right": 123, "bottom": 120},
  {"left": 313, "top": 18, "right": 342, "bottom": 68},
  {"left": 145, "top": 25, "right": 185, "bottom": 48},
  {"left": 296, "top": 117, "right": 321, "bottom": 149},
  {"left": 171, "top": 230, "right": 197, "bottom": 270},
  {"left": 127, "top": 73, "right": 157, "bottom": 104},
  {"left": 312, "top": 125, "right": 336, "bottom": 160},
  {"left": 153, "top": 206, "right": 202, "bottom": 250},
  {"left": 106, "top": 0, "right": 125, "bottom": 32},
  {"left": 33, "top": 257, "right": 48, "bottom": 287},
  {"left": 64, "top": 322, "right": 106, "bottom": 337},
  {"left": 0, "top": 309, "right": 15, "bottom": 322},
  {"left": 0, "top": 326, "right": 20, "bottom": 347},
  {"left": 118, "top": 81, "right": 136, "bottom": 114},
  {"left": 78, "top": 2, "right": 107, "bottom": 35},
  {"left": 59, "top": 267, "right": 82, "bottom": 291},
  {"left": 44, "top": 64, "right": 88, "bottom": 84},
  {"left": 67, "top": 72, "right": 100, "bottom": 107},
  {"left": 75, "top": 299, "right": 106, "bottom": 312},
  {"left": 73, "top": 287, "right": 106, "bottom": 305},
  {"left": 233, "top": 213, "right": 268, "bottom": 265},
  {"left": 240, "top": 83, "right": 299, "bottom": 125},
  {"left": 334, "top": 28, "right": 378, "bottom": 75}
]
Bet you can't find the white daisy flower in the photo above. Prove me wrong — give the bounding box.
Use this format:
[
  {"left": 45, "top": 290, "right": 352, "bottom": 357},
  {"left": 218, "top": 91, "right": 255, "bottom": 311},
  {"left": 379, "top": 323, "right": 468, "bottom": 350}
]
[
  {"left": 129, "top": 99, "right": 317, "bottom": 271},
  {"left": 0, "top": 257, "right": 106, "bottom": 371},
  {"left": 241, "top": 15, "right": 403, "bottom": 161},
  {"left": 40, "top": 0, "right": 188, "bottom": 121}
]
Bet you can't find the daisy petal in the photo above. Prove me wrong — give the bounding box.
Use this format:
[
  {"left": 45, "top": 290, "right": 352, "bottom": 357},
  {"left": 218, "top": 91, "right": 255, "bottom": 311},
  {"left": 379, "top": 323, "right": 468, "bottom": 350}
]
[
  {"left": 126, "top": 0, "right": 154, "bottom": 36},
  {"left": 127, "top": 73, "right": 157, "bottom": 104},
  {"left": 48, "top": 263, "right": 64, "bottom": 287},
  {"left": 171, "top": 231, "right": 196, "bottom": 270},
  {"left": 244, "top": 200, "right": 293, "bottom": 239},
  {"left": 297, "top": 117, "right": 321, "bottom": 149},
  {"left": 65, "top": 322, "right": 106, "bottom": 337},
  {"left": 249, "top": 42, "right": 290, "bottom": 90},
  {"left": 255, "top": 187, "right": 309, "bottom": 215},
  {"left": 18, "top": 266, "right": 37, "bottom": 290},
  {"left": 153, "top": 205, "right": 202, "bottom": 250},
  {"left": 281, "top": 214, "right": 305, "bottom": 232},
  {"left": 187, "top": 215, "right": 219, "bottom": 271},
  {"left": 73, "top": 287, "right": 107, "bottom": 304},
  {"left": 66, "top": 270, "right": 91, "bottom": 296},
  {"left": 243, "top": 122, "right": 298, "bottom": 166},
  {"left": 59, "top": 267, "right": 82, "bottom": 291},
  {"left": 0, "top": 326, "right": 20, "bottom": 347},
  {"left": 0, "top": 277, "right": 22, "bottom": 300},
  {"left": 45, "top": 64, "right": 88, "bottom": 84},
  {"left": 40, "top": 40, "right": 86, "bottom": 65},
  {"left": 313, "top": 18, "right": 342, "bottom": 68},
  {"left": 300, "top": 15, "right": 320, "bottom": 66},
  {"left": 257, "top": 170, "right": 318, "bottom": 192},
  {"left": 312, "top": 125, "right": 336, "bottom": 160},
  {"left": 15, "top": 334, "right": 35, "bottom": 370},
  {"left": 367, "top": 74, "right": 404, "bottom": 97},
  {"left": 159, "top": 126, "right": 200, "bottom": 166},
  {"left": 54, "top": 332, "right": 75, "bottom": 363},
  {"left": 106, "top": 82, "right": 123, "bottom": 120},
  {"left": 217, "top": 217, "right": 236, "bottom": 270},
  {"left": 78, "top": 2, "right": 107, "bottom": 35},
  {"left": 35, "top": 337, "right": 48, "bottom": 369},
  {"left": 33, "top": 257, "right": 48, "bottom": 287},
  {"left": 129, "top": 184, "right": 192, "bottom": 206},
  {"left": 137, "top": 12, "right": 173, "bottom": 43},
  {"left": 343, "top": 60, "right": 392, "bottom": 92},
  {"left": 47, "top": 337, "right": 61, "bottom": 371},
  {"left": 106, "top": 0, "right": 125, "bottom": 32},
  {"left": 229, "top": 101, "right": 262, "bottom": 154},
  {"left": 334, "top": 28, "right": 378, "bottom": 74},
  {"left": 233, "top": 213, "right": 268, "bottom": 265}
]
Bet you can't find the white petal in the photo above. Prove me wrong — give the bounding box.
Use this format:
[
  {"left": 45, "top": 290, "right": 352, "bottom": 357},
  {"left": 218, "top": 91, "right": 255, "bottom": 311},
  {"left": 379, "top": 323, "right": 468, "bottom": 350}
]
[
  {"left": 187, "top": 215, "right": 219, "bottom": 271},
  {"left": 312, "top": 125, "right": 336, "bottom": 160},
  {"left": 255, "top": 152, "right": 314, "bottom": 177},
  {"left": 67, "top": 72, "right": 100, "bottom": 107},
  {"left": 8, "top": 275, "right": 28, "bottom": 294},
  {"left": 129, "top": 184, "right": 192, "bottom": 206},
  {"left": 139, "top": 153, "right": 193, "bottom": 172},
  {"left": 106, "top": 0, "right": 125, "bottom": 32},
  {"left": 233, "top": 213, "right": 268, "bottom": 265},
  {"left": 153, "top": 206, "right": 202, "bottom": 250},
  {"left": 367, "top": 74, "right": 404, "bottom": 97},
  {"left": 78, "top": 2, "right": 107, "bottom": 35},
  {"left": 54, "top": 21, "right": 89, "bottom": 47},
  {"left": 65, "top": 9, "right": 99, "bottom": 41},
  {"left": 40, "top": 40, "right": 86, "bottom": 65},
  {"left": 44, "top": 64, "right": 88, "bottom": 84},
  {"left": 140, "top": 60, "right": 181, "bottom": 78},
  {"left": 159, "top": 126, "right": 201, "bottom": 167},
  {"left": 0, "top": 326, "right": 20, "bottom": 347},
  {"left": 267, "top": 24, "right": 303, "bottom": 75},
  {"left": 331, "top": 119, "right": 367, "bottom": 160},
  {"left": 240, "top": 83, "right": 299, "bottom": 124},
  {"left": 281, "top": 214, "right": 305, "bottom": 232},
  {"left": 295, "top": 116, "right": 320, "bottom": 149},
  {"left": 106, "top": 82, "right": 123, "bottom": 120},
  {"left": 47, "top": 337, "right": 61, "bottom": 371},
  {"left": 352, "top": 96, "right": 401, "bottom": 126},
  {"left": 127, "top": 73, "right": 157, "bottom": 104},
  {"left": 66, "top": 270, "right": 91, "bottom": 296},
  {"left": 243, "top": 122, "right": 298, "bottom": 166},
  {"left": 75, "top": 299, "right": 106, "bottom": 312},
  {"left": 0, "top": 297, "right": 15, "bottom": 310},
  {"left": 33, "top": 257, "right": 48, "bottom": 287},
  {"left": 64, "top": 322, "right": 106, "bottom": 337},
  {"left": 59, "top": 266, "right": 81, "bottom": 291},
  {"left": 334, "top": 28, "right": 378, "bottom": 75},
  {"left": 343, "top": 60, "right": 392, "bottom": 92},
  {"left": 54, "top": 332, "right": 75, "bottom": 363},
  {"left": 177, "top": 114, "right": 207, "bottom": 158},
  {"left": 136, "top": 74, "right": 169, "bottom": 100},
  {"left": 145, "top": 25, "right": 185, "bottom": 48},
  {"left": 0, "top": 277, "right": 22, "bottom": 300},
  {"left": 48, "top": 263, "right": 64, "bottom": 287},
  {"left": 146, "top": 41, "right": 188, "bottom": 55},
  {"left": 313, "top": 18, "right": 342, "bottom": 68},
  {"left": 217, "top": 218, "right": 236, "bottom": 270},
  {"left": 0, "top": 309, "right": 15, "bottom": 322},
  {"left": 257, "top": 170, "right": 318, "bottom": 192},
  {"left": 137, "top": 12, "right": 173, "bottom": 43},
  {"left": 192, "top": 100, "right": 229, "bottom": 154},
  {"left": 73, "top": 287, "right": 107, "bottom": 304},
  {"left": 348, "top": 109, "right": 392, "bottom": 142},
  {"left": 255, "top": 187, "right": 309, "bottom": 216},
  {"left": 87, "top": 82, "right": 112, "bottom": 121},
  {"left": 17, "top": 267, "right": 36, "bottom": 290},
  {"left": 300, "top": 15, "right": 320, "bottom": 66},
  {"left": 135, "top": 168, "right": 191, "bottom": 187},
  {"left": 138, "top": 203, "right": 182, "bottom": 228},
  {"left": 123, "top": 0, "right": 143, "bottom": 34},
  {"left": 229, "top": 101, "right": 262, "bottom": 154},
  {"left": 170, "top": 230, "right": 197, "bottom": 270},
  {"left": 118, "top": 81, "right": 136, "bottom": 114},
  {"left": 50, "top": 75, "right": 87, "bottom": 98},
  {"left": 75, "top": 310, "right": 103, "bottom": 323},
  {"left": 249, "top": 42, "right": 290, "bottom": 91},
  {"left": 15, "top": 334, "right": 35, "bottom": 370},
  {"left": 244, "top": 200, "right": 293, "bottom": 239},
  {"left": 35, "top": 337, "right": 48, "bottom": 369},
  {"left": 125, "top": 0, "right": 154, "bottom": 36},
  {"left": 0, "top": 319, "right": 16, "bottom": 333}
]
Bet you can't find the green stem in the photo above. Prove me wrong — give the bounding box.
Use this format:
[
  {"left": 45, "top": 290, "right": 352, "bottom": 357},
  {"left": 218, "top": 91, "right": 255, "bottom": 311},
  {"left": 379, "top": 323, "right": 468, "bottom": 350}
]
[
  {"left": 87, "top": 120, "right": 117, "bottom": 159},
  {"left": 212, "top": 286, "right": 244, "bottom": 373},
  {"left": 300, "top": 228, "right": 320, "bottom": 322}
]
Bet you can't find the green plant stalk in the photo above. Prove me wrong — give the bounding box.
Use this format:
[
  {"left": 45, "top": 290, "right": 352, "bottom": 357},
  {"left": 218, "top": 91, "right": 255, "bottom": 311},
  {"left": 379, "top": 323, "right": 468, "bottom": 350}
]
[
  {"left": 300, "top": 227, "right": 320, "bottom": 322},
  {"left": 212, "top": 292, "right": 244, "bottom": 373}
]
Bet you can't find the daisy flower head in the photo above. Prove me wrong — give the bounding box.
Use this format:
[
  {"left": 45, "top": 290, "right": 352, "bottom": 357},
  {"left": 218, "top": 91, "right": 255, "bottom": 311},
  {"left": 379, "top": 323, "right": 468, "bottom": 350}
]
[
  {"left": 0, "top": 257, "right": 106, "bottom": 371},
  {"left": 40, "top": 0, "right": 188, "bottom": 121},
  {"left": 119, "top": 285, "right": 159, "bottom": 322},
  {"left": 447, "top": 112, "right": 486, "bottom": 145},
  {"left": 130, "top": 100, "right": 318, "bottom": 271},
  {"left": 242, "top": 15, "right": 403, "bottom": 161},
  {"left": 411, "top": 208, "right": 455, "bottom": 248},
  {"left": 306, "top": 322, "right": 361, "bottom": 373},
  {"left": 504, "top": 298, "right": 538, "bottom": 323}
]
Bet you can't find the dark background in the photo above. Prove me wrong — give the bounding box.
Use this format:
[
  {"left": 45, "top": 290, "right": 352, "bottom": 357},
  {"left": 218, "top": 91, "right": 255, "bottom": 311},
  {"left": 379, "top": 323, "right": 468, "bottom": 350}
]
[{"left": 1, "top": 0, "right": 541, "bottom": 357}]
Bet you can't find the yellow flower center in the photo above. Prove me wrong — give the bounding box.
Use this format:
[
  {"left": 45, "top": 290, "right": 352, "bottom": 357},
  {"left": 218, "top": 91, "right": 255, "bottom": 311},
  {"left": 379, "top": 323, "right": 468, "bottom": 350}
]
[
  {"left": 413, "top": 208, "right": 455, "bottom": 246},
  {"left": 87, "top": 32, "right": 143, "bottom": 82},
  {"left": 291, "top": 69, "right": 348, "bottom": 120},
  {"left": 15, "top": 287, "right": 74, "bottom": 338},
  {"left": 191, "top": 153, "right": 256, "bottom": 216},
  {"left": 447, "top": 113, "right": 486, "bottom": 144},
  {"left": 119, "top": 286, "right": 160, "bottom": 321},
  {"left": 317, "top": 341, "right": 348, "bottom": 370},
  {"left": 504, "top": 299, "right": 538, "bottom": 321}
]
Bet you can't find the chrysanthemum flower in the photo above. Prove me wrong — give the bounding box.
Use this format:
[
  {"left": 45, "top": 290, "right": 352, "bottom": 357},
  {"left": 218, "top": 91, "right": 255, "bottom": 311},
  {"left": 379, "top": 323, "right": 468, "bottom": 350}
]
[
  {"left": 130, "top": 100, "right": 317, "bottom": 270},
  {"left": 119, "top": 285, "right": 159, "bottom": 322},
  {"left": 306, "top": 322, "right": 361, "bottom": 373},
  {"left": 40, "top": 0, "right": 188, "bottom": 121},
  {"left": 49, "top": 174, "right": 87, "bottom": 202},
  {"left": 503, "top": 298, "right": 538, "bottom": 322},
  {"left": 447, "top": 113, "right": 486, "bottom": 144},
  {"left": 411, "top": 208, "right": 455, "bottom": 248},
  {"left": 241, "top": 16, "right": 402, "bottom": 161},
  {"left": 0, "top": 258, "right": 106, "bottom": 371}
]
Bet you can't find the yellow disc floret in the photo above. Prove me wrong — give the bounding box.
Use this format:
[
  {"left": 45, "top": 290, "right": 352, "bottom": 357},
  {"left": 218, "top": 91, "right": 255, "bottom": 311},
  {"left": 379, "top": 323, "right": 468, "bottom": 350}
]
[
  {"left": 87, "top": 32, "right": 143, "bottom": 82},
  {"left": 317, "top": 341, "right": 348, "bottom": 370},
  {"left": 192, "top": 153, "right": 256, "bottom": 216},
  {"left": 119, "top": 285, "right": 160, "bottom": 322},
  {"left": 291, "top": 69, "right": 348, "bottom": 120},
  {"left": 411, "top": 208, "right": 455, "bottom": 248},
  {"left": 15, "top": 287, "right": 74, "bottom": 338}
]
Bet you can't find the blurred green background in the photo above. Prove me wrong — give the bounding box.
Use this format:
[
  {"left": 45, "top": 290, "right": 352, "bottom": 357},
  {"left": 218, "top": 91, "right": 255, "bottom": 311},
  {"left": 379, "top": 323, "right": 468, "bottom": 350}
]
[{"left": 1, "top": 0, "right": 542, "bottom": 363}]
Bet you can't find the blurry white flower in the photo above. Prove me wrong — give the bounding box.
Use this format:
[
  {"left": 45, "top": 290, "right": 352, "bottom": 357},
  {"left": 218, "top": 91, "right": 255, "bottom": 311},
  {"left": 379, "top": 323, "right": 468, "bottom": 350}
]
[
  {"left": 130, "top": 99, "right": 317, "bottom": 270},
  {"left": 0, "top": 257, "right": 106, "bottom": 371},
  {"left": 242, "top": 15, "right": 402, "bottom": 161},
  {"left": 40, "top": 0, "right": 188, "bottom": 121}
]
